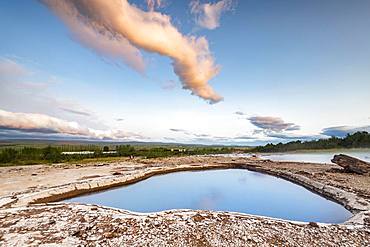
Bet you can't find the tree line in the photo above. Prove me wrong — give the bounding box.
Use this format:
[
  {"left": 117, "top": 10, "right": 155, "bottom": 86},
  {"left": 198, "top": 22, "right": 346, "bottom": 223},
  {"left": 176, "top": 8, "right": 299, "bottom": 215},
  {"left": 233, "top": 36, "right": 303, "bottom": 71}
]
[
  {"left": 251, "top": 131, "right": 370, "bottom": 153},
  {"left": 0, "top": 144, "right": 235, "bottom": 165}
]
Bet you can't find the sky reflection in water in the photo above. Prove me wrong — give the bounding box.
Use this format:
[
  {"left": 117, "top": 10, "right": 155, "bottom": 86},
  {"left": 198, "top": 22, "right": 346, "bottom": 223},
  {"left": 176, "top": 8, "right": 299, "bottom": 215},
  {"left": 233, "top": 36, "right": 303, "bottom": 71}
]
[{"left": 66, "top": 169, "right": 352, "bottom": 223}]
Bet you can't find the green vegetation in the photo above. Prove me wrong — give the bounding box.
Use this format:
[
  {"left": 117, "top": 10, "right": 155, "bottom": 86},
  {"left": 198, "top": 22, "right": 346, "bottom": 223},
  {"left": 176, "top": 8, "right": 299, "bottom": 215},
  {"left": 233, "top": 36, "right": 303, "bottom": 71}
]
[
  {"left": 0, "top": 143, "right": 236, "bottom": 166},
  {"left": 252, "top": 131, "right": 370, "bottom": 153},
  {"left": 2, "top": 131, "right": 368, "bottom": 166}
]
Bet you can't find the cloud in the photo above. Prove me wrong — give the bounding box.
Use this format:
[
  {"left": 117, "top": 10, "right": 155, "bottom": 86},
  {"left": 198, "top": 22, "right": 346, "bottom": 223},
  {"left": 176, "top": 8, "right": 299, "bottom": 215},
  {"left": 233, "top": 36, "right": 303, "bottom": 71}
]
[
  {"left": 161, "top": 80, "right": 177, "bottom": 90},
  {"left": 232, "top": 135, "right": 255, "bottom": 140},
  {"left": 42, "top": 0, "right": 222, "bottom": 103},
  {"left": 321, "top": 125, "right": 370, "bottom": 138},
  {"left": 116, "top": 118, "right": 125, "bottom": 122},
  {"left": 0, "top": 57, "right": 108, "bottom": 130},
  {"left": 169, "top": 128, "right": 257, "bottom": 144},
  {"left": 194, "top": 133, "right": 211, "bottom": 138},
  {"left": 170, "top": 128, "right": 214, "bottom": 138},
  {"left": 0, "top": 109, "right": 144, "bottom": 140},
  {"left": 42, "top": 1, "right": 145, "bottom": 73},
  {"left": 265, "top": 132, "right": 317, "bottom": 141},
  {"left": 169, "top": 128, "right": 186, "bottom": 132},
  {"left": 234, "top": 111, "right": 246, "bottom": 116},
  {"left": 234, "top": 111, "right": 245, "bottom": 115},
  {"left": 60, "top": 107, "right": 91, "bottom": 117},
  {"left": 0, "top": 58, "right": 30, "bottom": 78},
  {"left": 169, "top": 128, "right": 192, "bottom": 135},
  {"left": 170, "top": 128, "right": 214, "bottom": 139},
  {"left": 146, "top": 0, "right": 163, "bottom": 11},
  {"left": 248, "top": 116, "right": 300, "bottom": 132},
  {"left": 190, "top": 0, "right": 234, "bottom": 30}
]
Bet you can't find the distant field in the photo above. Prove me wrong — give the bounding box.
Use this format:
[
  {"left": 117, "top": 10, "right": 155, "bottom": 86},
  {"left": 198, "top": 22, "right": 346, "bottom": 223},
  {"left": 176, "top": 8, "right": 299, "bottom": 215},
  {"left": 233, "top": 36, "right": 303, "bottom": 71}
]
[
  {"left": 0, "top": 140, "right": 252, "bottom": 167},
  {"left": 0, "top": 139, "right": 251, "bottom": 150}
]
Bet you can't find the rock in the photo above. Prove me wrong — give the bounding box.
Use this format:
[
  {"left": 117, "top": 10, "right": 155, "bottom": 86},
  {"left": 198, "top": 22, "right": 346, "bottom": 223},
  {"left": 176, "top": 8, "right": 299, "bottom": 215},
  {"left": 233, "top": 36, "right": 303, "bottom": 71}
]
[
  {"left": 72, "top": 230, "right": 82, "bottom": 237},
  {"left": 94, "top": 163, "right": 109, "bottom": 167},
  {"left": 103, "top": 232, "right": 116, "bottom": 238},
  {"left": 331, "top": 154, "right": 370, "bottom": 174},
  {"left": 308, "top": 222, "right": 319, "bottom": 228}
]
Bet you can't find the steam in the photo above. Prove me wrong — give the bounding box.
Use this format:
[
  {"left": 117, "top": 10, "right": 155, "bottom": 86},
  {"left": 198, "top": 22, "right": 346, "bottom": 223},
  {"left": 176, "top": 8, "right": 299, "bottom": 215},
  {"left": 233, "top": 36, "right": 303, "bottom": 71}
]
[
  {"left": 190, "top": 0, "right": 233, "bottom": 30},
  {"left": 42, "top": 0, "right": 223, "bottom": 103},
  {"left": 0, "top": 109, "right": 142, "bottom": 140}
]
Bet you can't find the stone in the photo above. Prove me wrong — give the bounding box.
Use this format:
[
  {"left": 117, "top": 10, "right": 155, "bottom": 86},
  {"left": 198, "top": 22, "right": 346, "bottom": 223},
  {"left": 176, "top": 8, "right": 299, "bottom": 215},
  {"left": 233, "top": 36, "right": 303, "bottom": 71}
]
[{"left": 332, "top": 154, "right": 370, "bottom": 174}]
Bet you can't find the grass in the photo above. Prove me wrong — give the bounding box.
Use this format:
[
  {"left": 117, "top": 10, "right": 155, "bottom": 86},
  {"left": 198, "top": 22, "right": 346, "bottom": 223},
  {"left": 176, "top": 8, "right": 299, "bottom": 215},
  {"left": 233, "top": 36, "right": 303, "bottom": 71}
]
[{"left": 0, "top": 141, "right": 249, "bottom": 167}]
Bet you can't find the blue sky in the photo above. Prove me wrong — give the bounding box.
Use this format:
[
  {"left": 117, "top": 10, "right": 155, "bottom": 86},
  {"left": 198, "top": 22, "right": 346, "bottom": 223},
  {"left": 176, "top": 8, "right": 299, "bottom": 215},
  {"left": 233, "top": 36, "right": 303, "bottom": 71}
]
[{"left": 0, "top": 0, "right": 369, "bottom": 145}]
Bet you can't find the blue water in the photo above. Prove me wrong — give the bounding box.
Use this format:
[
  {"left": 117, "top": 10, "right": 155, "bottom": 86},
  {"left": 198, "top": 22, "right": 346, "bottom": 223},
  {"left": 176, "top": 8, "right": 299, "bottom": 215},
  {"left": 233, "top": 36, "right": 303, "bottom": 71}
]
[
  {"left": 65, "top": 169, "right": 352, "bottom": 223},
  {"left": 260, "top": 149, "right": 370, "bottom": 164}
]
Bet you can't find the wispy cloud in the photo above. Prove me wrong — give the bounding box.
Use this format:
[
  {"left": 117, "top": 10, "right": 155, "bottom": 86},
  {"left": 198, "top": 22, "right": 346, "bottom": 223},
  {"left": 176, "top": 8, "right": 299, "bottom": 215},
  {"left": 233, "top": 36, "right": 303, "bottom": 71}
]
[
  {"left": 0, "top": 58, "right": 30, "bottom": 78},
  {"left": 0, "top": 58, "right": 101, "bottom": 128},
  {"left": 0, "top": 109, "right": 144, "bottom": 140},
  {"left": 42, "top": 0, "right": 222, "bottom": 103},
  {"left": 232, "top": 135, "right": 255, "bottom": 140},
  {"left": 146, "top": 0, "right": 163, "bottom": 11},
  {"left": 169, "top": 128, "right": 192, "bottom": 135},
  {"left": 248, "top": 116, "right": 300, "bottom": 132},
  {"left": 234, "top": 111, "right": 246, "bottom": 116},
  {"left": 161, "top": 80, "right": 177, "bottom": 90},
  {"left": 171, "top": 128, "right": 212, "bottom": 139},
  {"left": 169, "top": 128, "right": 257, "bottom": 144},
  {"left": 170, "top": 128, "right": 215, "bottom": 138},
  {"left": 265, "top": 132, "right": 318, "bottom": 141},
  {"left": 60, "top": 107, "right": 91, "bottom": 117},
  {"left": 169, "top": 128, "right": 185, "bottom": 132},
  {"left": 190, "top": 0, "right": 234, "bottom": 30},
  {"left": 321, "top": 125, "right": 370, "bottom": 138}
]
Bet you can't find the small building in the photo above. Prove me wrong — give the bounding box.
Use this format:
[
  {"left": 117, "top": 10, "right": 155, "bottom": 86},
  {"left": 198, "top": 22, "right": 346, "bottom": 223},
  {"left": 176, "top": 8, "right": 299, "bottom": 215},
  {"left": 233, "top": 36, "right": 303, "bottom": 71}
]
[{"left": 61, "top": 151, "right": 95, "bottom": 155}]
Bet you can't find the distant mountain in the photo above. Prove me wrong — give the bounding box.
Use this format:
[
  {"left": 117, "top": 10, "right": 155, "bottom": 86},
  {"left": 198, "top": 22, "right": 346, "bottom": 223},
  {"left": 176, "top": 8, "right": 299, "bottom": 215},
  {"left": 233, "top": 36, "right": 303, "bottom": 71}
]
[{"left": 0, "top": 138, "right": 236, "bottom": 148}]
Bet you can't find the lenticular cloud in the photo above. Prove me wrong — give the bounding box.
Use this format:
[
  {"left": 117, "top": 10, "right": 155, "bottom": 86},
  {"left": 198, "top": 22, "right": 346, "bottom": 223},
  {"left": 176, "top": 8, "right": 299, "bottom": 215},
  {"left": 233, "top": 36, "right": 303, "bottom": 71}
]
[{"left": 42, "top": 0, "right": 223, "bottom": 103}]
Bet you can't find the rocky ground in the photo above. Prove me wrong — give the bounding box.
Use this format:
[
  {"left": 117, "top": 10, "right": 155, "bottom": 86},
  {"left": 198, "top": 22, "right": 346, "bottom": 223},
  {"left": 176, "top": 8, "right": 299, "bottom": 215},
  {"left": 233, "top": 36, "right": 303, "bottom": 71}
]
[
  {"left": 0, "top": 155, "right": 370, "bottom": 246},
  {"left": 1, "top": 204, "right": 369, "bottom": 247}
]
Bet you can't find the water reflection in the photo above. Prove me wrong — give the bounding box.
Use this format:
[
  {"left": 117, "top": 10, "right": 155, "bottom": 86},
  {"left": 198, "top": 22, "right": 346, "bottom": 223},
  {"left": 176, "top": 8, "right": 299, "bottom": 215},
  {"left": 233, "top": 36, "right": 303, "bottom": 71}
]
[
  {"left": 194, "top": 190, "right": 222, "bottom": 210},
  {"left": 261, "top": 149, "right": 370, "bottom": 163},
  {"left": 66, "top": 169, "right": 352, "bottom": 223},
  {"left": 213, "top": 149, "right": 370, "bottom": 164}
]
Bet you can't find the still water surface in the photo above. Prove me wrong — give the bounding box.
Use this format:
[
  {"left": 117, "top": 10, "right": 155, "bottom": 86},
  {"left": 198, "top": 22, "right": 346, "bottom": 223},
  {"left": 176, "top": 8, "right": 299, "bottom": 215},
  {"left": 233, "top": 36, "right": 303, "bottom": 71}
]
[
  {"left": 260, "top": 149, "right": 370, "bottom": 163},
  {"left": 66, "top": 169, "right": 352, "bottom": 223}
]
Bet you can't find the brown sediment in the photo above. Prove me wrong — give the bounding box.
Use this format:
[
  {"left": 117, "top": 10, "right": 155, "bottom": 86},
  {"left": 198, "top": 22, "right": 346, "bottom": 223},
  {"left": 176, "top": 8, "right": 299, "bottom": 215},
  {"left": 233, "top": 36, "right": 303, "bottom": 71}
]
[{"left": 0, "top": 155, "right": 370, "bottom": 246}]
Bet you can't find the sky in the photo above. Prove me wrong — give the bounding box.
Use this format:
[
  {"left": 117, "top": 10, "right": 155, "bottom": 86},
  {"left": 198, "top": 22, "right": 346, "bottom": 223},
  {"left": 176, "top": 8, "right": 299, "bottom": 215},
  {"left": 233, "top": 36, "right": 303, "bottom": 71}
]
[{"left": 0, "top": 0, "right": 370, "bottom": 145}]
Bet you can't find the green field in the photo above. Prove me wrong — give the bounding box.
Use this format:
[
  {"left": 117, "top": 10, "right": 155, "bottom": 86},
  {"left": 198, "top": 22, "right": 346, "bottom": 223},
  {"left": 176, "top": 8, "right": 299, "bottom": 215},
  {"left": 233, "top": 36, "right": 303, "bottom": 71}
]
[{"left": 0, "top": 140, "right": 251, "bottom": 166}]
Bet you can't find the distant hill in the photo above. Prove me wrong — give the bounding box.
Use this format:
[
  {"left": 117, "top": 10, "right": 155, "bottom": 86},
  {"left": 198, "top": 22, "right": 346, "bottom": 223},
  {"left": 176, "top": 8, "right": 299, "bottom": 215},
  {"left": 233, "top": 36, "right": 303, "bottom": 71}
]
[{"left": 0, "top": 138, "right": 248, "bottom": 149}]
